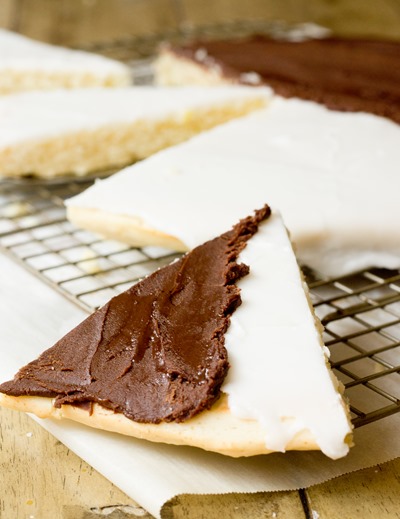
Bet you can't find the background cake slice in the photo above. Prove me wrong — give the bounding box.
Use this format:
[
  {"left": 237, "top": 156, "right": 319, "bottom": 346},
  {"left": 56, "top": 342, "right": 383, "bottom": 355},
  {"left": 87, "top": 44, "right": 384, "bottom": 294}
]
[
  {"left": 0, "top": 207, "right": 352, "bottom": 459},
  {"left": 0, "top": 28, "right": 131, "bottom": 93},
  {"left": 0, "top": 85, "right": 269, "bottom": 179},
  {"left": 155, "top": 36, "right": 400, "bottom": 123},
  {"left": 67, "top": 96, "right": 400, "bottom": 276}
]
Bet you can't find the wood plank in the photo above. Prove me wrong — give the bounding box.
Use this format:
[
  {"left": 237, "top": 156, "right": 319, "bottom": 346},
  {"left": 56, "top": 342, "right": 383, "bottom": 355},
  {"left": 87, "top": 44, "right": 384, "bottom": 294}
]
[
  {"left": 180, "top": 0, "right": 308, "bottom": 27},
  {"left": 0, "top": 405, "right": 306, "bottom": 519},
  {"left": 0, "top": 0, "right": 18, "bottom": 29},
  {"left": 180, "top": 0, "right": 400, "bottom": 40},
  {"left": 13, "top": 0, "right": 180, "bottom": 46},
  {"left": 162, "top": 491, "right": 306, "bottom": 519},
  {"left": 3, "top": 0, "right": 400, "bottom": 46},
  {"left": 305, "top": 458, "right": 400, "bottom": 519},
  {"left": 0, "top": 406, "right": 152, "bottom": 519},
  {"left": 305, "top": 0, "right": 400, "bottom": 40}
]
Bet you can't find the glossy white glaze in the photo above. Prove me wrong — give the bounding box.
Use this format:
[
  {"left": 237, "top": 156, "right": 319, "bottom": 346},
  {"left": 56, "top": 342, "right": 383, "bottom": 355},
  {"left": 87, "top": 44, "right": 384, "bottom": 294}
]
[
  {"left": 68, "top": 97, "right": 400, "bottom": 275},
  {"left": 0, "top": 85, "right": 270, "bottom": 146},
  {"left": 223, "top": 213, "right": 351, "bottom": 459}
]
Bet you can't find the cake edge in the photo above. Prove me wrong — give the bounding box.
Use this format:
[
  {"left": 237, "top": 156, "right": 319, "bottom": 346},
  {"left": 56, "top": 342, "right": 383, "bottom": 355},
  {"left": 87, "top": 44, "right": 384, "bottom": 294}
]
[
  {"left": 0, "top": 92, "right": 267, "bottom": 178},
  {"left": 0, "top": 392, "right": 334, "bottom": 457}
]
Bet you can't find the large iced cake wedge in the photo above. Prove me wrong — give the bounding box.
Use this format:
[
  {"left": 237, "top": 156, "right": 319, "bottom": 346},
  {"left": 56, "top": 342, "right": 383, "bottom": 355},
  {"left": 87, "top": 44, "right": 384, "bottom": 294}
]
[
  {"left": 0, "top": 207, "right": 352, "bottom": 459},
  {"left": 0, "top": 29, "right": 131, "bottom": 93},
  {"left": 0, "top": 86, "right": 268, "bottom": 179},
  {"left": 67, "top": 97, "right": 400, "bottom": 274}
]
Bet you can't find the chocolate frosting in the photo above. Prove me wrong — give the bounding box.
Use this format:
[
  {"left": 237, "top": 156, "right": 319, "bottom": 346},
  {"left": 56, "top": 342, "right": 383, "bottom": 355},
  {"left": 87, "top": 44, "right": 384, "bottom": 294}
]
[
  {"left": 0, "top": 206, "right": 271, "bottom": 423},
  {"left": 170, "top": 36, "right": 400, "bottom": 123}
]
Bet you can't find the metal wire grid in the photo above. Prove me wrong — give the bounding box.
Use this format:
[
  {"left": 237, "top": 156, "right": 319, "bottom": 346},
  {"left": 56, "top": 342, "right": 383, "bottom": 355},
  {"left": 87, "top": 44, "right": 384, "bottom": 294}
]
[
  {"left": 0, "top": 26, "right": 399, "bottom": 430},
  {"left": 308, "top": 269, "right": 400, "bottom": 427},
  {"left": 0, "top": 180, "right": 181, "bottom": 311},
  {"left": 0, "top": 179, "right": 399, "bottom": 429}
]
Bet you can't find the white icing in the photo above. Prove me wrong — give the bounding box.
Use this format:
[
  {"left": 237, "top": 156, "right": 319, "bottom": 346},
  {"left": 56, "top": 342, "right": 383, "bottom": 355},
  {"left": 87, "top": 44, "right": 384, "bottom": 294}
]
[
  {"left": 0, "top": 86, "right": 270, "bottom": 147},
  {"left": 0, "top": 28, "right": 128, "bottom": 76},
  {"left": 223, "top": 213, "right": 351, "bottom": 459},
  {"left": 67, "top": 97, "right": 400, "bottom": 276}
]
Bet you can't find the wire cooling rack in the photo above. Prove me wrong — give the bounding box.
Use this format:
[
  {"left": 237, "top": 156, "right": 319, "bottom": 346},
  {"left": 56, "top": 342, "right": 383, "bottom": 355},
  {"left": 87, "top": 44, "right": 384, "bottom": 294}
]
[
  {"left": 0, "top": 25, "right": 399, "bottom": 431},
  {"left": 0, "top": 179, "right": 399, "bottom": 429}
]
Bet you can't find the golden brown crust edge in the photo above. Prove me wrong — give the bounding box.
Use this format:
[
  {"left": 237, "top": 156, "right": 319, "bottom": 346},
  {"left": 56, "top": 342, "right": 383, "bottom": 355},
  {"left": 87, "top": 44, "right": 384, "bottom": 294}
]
[
  {"left": 0, "top": 392, "right": 321, "bottom": 457},
  {"left": 67, "top": 205, "right": 189, "bottom": 251},
  {"left": 0, "top": 69, "right": 132, "bottom": 95}
]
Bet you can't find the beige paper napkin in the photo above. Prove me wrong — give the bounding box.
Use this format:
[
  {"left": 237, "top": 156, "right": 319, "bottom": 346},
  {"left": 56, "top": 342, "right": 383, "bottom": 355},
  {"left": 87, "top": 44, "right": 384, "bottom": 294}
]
[{"left": 35, "top": 412, "right": 400, "bottom": 518}]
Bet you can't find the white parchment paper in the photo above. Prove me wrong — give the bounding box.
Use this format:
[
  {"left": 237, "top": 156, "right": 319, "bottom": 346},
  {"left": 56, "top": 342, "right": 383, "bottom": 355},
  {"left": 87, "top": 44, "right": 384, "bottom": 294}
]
[{"left": 1, "top": 253, "right": 399, "bottom": 519}]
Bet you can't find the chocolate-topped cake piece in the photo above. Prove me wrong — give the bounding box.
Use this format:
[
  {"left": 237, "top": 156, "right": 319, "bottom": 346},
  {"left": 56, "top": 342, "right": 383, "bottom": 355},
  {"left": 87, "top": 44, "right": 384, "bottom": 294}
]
[
  {"left": 0, "top": 206, "right": 270, "bottom": 424},
  {"left": 156, "top": 36, "right": 400, "bottom": 123},
  {"left": 0, "top": 208, "right": 353, "bottom": 458}
]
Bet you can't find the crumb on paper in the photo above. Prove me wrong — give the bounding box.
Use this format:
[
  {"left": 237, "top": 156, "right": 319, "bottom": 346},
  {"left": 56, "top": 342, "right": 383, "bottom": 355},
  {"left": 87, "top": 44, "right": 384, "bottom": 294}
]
[
  {"left": 26, "top": 431, "right": 33, "bottom": 438},
  {"left": 90, "top": 505, "right": 148, "bottom": 516}
]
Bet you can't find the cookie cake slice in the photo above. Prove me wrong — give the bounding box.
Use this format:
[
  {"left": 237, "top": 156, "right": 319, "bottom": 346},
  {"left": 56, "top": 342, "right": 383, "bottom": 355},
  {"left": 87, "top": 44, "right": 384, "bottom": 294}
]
[
  {"left": 0, "top": 206, "right": 352, "bottom": 459},
  {"left": 0, "top": 28, "right": 131, "bottom": 93},
  {"left": 66, "top": 96, "right": 400, "bottom": 274},
  {"left": 0, "top": 85, "right": 269, "bottom": 179}
]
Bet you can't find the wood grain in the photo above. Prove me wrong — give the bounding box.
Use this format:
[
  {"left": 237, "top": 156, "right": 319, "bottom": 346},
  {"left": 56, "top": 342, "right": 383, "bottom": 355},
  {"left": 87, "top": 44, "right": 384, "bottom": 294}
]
[
  {"left": 162, "top": 491, "right": 306, "bottom": 519},
  {"left": 2, "top": 0, "right": 400, "bottom": 44},
  {"left": 306, "top": 458, "right": 400, "bottom": 519},
  {"left": 181, "top": 0, "right": 400, "bottom": 40},
  {"left": 0, "top": 406, "right": 151, "bottom": 518},
  {"left": 0, "top": 406, "right": 307, "bottom": 519},
  {"left": 11, "top": 0, "right": 180, "bottom": 46},
  {"left": 0, "top": 0, "right": 16, "bottom": 28},
  {"left": 180, "top": 0, "right": 309, "bottom": 27}
]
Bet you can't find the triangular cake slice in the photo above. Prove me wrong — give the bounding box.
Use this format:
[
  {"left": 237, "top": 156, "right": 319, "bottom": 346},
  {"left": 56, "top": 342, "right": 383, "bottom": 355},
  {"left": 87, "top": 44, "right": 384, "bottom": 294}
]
[
  {"left": 0, "top": 86, "right": 268, "bottom": 179},
  {"left": 0, "top": 28, "right": 131, "bottom": 93},
  {"left": 66, "top": 96, "right": 400, "bottom": 274},
  {"left": 0, "top": 207, "right": 352, "bottom": 459}
]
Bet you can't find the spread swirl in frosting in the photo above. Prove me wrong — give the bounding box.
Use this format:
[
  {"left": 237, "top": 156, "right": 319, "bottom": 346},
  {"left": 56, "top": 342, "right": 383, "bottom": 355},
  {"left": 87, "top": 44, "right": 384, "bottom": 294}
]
[{"left": 0, "top": 206, "right": 271, "bottom": 423}]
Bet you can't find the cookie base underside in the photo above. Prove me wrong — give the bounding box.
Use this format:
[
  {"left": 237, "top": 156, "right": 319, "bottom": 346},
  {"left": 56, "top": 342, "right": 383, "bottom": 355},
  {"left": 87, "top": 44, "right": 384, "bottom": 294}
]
[
  {"left": 67, "top": 205, "right": 188, "bottom": 251},
  {"left": 0, "top": 392, "right": 321, "bottom": 457}
]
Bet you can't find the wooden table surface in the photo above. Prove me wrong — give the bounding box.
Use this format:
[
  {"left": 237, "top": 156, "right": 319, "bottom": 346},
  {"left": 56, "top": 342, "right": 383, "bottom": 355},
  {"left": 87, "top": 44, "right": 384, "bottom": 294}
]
[{"left": 1, "top": 1, "right": 400, "bottom": 518}]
